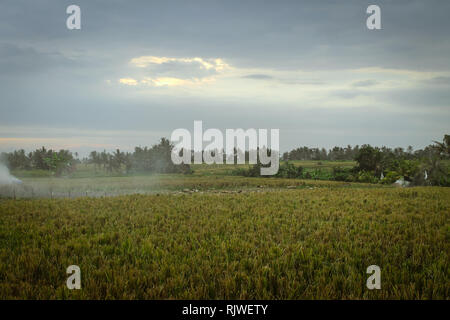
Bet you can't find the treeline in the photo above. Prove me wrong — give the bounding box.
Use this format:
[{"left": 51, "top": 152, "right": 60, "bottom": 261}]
[
  {"left": 238, "top": 134, "right": 450, "bottom": 187},
  {"left": 282, "top": 144, "right": 437, "bottom": 161},
  {"left": 0, "top": 147, "right": 77, "bottom": 176},
  {"left": 2, "top": 134, "right": 449, "bottom": 185},
  {"left": 1, "top": 138, "right": 191, "bottom": 176},
  {"left": 87, "top": 138, "right": 191, "bottom": 174}
]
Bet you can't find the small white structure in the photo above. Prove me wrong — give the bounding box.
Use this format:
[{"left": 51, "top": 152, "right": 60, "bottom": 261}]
[
  {"left": 424, "top": 170, "right": 428, "bottom": 180},
  {"left": 394, "top": 177, "right": 410, "bottom": 187}
]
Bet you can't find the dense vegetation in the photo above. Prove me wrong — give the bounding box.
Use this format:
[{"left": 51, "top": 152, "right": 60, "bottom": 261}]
[
  {"left": 2, "top": 135, "right": 449, "bottom": 185},
  {"left": 282, "top": 143, "right": 439, "bottom": 161},
  {"left": 236, "top": 135, "right": 450, "bottom": 186},
  {"left": 0, "top": 186, "right": 448, "bottom": 299},
  {"left": 1, "top": 138, "right": 191, "bottom": 176},
  {"left": 1, "top": 147, "right": 77, "bottom": 176}
]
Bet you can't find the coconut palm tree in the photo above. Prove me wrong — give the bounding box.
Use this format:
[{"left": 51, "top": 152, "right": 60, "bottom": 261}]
[{"left": 432, "top": 134, "right": 450, "bottom": 158}]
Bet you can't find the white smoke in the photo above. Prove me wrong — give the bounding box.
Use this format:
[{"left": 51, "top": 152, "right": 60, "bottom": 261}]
[{"left": 0, "top": 163, "right": 22, "bottom": 185}]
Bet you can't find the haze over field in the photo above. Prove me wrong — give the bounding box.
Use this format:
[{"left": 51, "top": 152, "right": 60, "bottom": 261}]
[
  {"left": 0, "top": 0, "right": 449, "bottom": 156},
  {"left": 0, "top": 163, "right": 21, "bottom": 185}
]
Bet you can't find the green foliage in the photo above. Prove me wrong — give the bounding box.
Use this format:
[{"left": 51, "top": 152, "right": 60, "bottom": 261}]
[
  {"left": 381, "top": 171, "right": 401, "bottom": 184},
  {"left": 354, "top": 145, "right": 383, "bottom": 175},
  {"left": 332, "top": 166, "right": 354, "bottom": 182},
  {"left": 432, "top": 134, "right": 450, "bottom": 158},
  {"left": 90, "top": 138, "right": 192, "bottom": 175},
  {"left": 237, "top": 161, "right": 338, "bottom": 181},
  {"left": 0, "top": 149, "right": 31, "bottom": 170},
  {"left": 352, "top": 135, "right": 450, "bottom": 186},
  {"left": 43, "top": 150, "right": 74, "bottom": 176},
  {"left": 356, "top": 170, "right": 379, "bottom": 184},
  {"left": 275, "top": 162, "right": 303, "bottom": 179},
  {"left": 1, "top": 147, "right": 75, "bottom": 175},
  {"left": 418, "top": 157, "right": 450, "bottom": 187}
]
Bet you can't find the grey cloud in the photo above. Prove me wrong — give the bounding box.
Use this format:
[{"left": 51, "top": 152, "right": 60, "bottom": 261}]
[
  {"left": 424, "top": 76, "right": 450, "bottom": 86},
  {"left": 352, "top": 80, "right": 378, "bottom": 87},
  {"left": 2, "top": 0, "right": 450, "bottom": 71},
  {"left": 381, "top": 87, "right": 450, "bottom": 110},
  {"left": 332, "top": 90, "right": 367, "bottom": 99},
  {"left": 280, "top": 79, "right": 326, "bottom": 85},
  {"left": 241, "top": 74, "right": 325, "bottom": 85},
  {"left": 242, "top": 74, "right": 274, "bottom": 80},
  {"left": 0, "top": 43, "right": 76, "bottom": 75}
]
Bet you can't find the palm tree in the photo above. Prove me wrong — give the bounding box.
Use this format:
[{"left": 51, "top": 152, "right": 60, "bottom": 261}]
[{"left": 432, "top": 134, "right": 450, "bottom": 158}]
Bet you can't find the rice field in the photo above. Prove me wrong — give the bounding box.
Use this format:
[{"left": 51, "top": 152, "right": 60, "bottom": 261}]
[{"left": 0, "top": 180, "right": 448, "bottom": 299}]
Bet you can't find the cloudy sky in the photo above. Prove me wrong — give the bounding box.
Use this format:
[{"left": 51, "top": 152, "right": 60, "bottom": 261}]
[{"left": 1, "top": 0, "right": 449, "bottom": 156}]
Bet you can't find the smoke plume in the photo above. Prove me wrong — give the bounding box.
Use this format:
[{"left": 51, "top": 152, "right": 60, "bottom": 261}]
[{"left": 0, "top": 163, "right": 22, "bottom": 185}]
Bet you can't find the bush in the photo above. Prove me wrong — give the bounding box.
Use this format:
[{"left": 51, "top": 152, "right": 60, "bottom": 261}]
[
  {"left": 357, "top": 170, "right": 379, "bottom": 183},
  {"left": 423, "top": 158, "right": 450, "bottom": 187},
  {"left": 277, "top": 162, "right": 301, "bottom": 178},
  {"left": 332, "top": 166, "right": 354, "bottom": 182},
  {"left": 381, "top": 171, "right": 401, "bottom": 184},
  {"left": 233, "top": 162, "right": 305, "bottom": 179}
]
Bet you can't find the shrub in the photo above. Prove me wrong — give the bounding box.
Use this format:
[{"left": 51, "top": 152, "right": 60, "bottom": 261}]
[
  {"left": 277, "top": 162, "right": 300, "bottom": 178},
  {"left": 357, "top": 170, "right": 379, "bottom": 183},
  {"left": 381, "top": 171, "right": 401, "bottom": 184},
  {"left": 332, "top": 166, "right": 354, "bottom": 182}
]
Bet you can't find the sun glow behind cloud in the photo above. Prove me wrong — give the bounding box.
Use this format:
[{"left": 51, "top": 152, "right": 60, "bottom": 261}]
[
  {"left": 119, "top": 78, "right": 138, "bottom": 86},
  {"left": 118, "top": 56, "right": 230, "bottom": 88},
  {"left": 141, "top": 76, "right": 215, "bottom": 87},
  {"left": 129, "top": 56, "right": 229, "bottom": 71}
]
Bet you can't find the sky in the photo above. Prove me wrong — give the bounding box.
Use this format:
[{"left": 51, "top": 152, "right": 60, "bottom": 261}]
[{"left": 0, "top": 0, "right": 449, "bottom": 156}]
